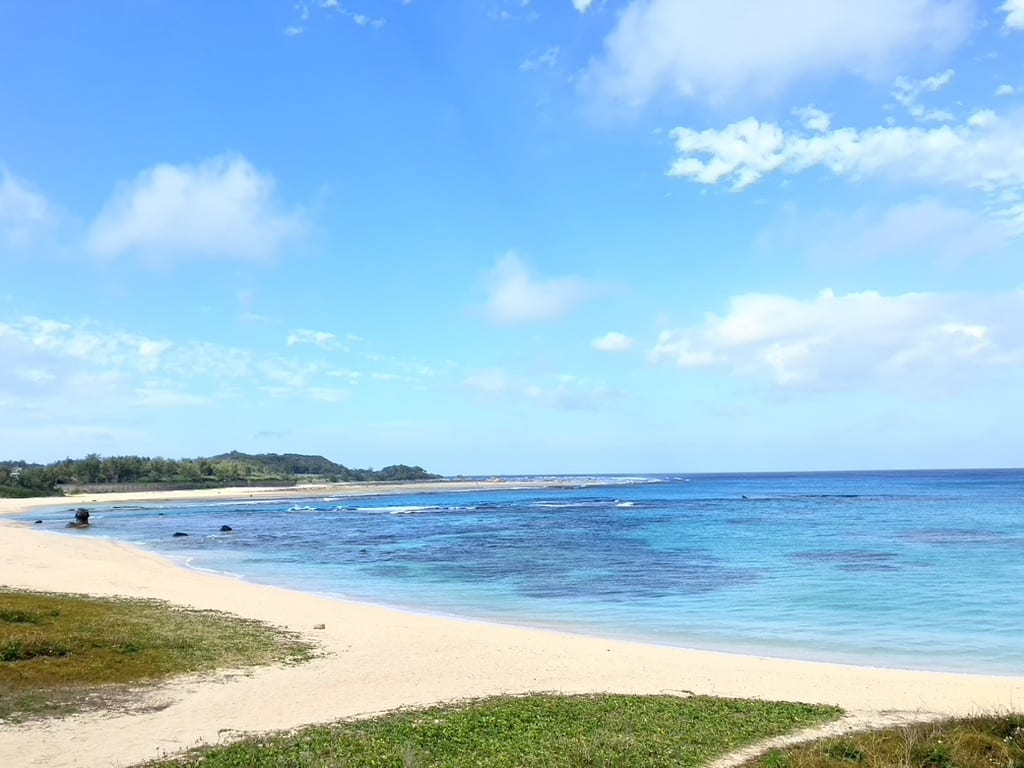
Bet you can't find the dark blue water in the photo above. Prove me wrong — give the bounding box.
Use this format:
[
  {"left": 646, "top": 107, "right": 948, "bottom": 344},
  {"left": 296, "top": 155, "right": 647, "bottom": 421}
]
[{"left": 26, "top": 470, "right": 1024, "bottom": 674}]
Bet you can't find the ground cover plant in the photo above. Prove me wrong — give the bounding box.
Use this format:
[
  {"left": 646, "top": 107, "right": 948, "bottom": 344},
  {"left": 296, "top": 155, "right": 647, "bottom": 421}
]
[
  {"left": 144, "top": 693, "right": 842, "bottom": 768},
  {"left": 749, "top": 715, "right": 1024, "bottom": 768},
  {"left": 0, "top": 589, "right": 312, "bottom": 722}
]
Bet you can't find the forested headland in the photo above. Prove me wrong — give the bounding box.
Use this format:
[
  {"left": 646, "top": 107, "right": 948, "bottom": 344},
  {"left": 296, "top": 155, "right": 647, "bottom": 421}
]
[{"left": 0, "top": 452, "right": 441, "bottom": 498}]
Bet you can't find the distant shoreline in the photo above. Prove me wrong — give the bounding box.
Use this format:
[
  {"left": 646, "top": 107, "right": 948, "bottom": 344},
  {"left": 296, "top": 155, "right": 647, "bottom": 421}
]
[{"left": 0, "top": 477, "right": 595, "bottom": 517}]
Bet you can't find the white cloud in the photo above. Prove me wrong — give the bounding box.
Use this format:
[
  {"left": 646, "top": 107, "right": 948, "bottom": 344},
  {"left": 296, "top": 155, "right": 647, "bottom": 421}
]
[
  {"left": 995, "top": 84, "right": 1017, "bottom": 96},
  {"left": 328, "top": 2, "right": 386, "bottom": 28},
  {"left": 137, "top": 339, "right": 175, "bottom": 372},
  {"left": 286, "top": 329, "right": 339, "bottom": 349},
  {"left": 88, "top": 155, "right": 305, "bottom": 262},
  {"left": 1003, "top": 0, "right": 1024, "bottom": 30},
  {"left": 585, "top": 0, "right": 972, "bottom": 105},
  {"left": 520, "top": 46, "right": 560, "bottom": 71},
  {"left": 464, "top": 369, "right": 620, "bottom": 410},
  {"left": 966, "top": 108, "right": 997, "bottom": 128},
  {"left": 650, "top": 289, "right": 1024, "bottom": 390},
  {"left": 526, "top": 375, "right": 621, "bottom": 410},
  {"left": 350, "top": 13, "right": 386, "bottom": 28},
  {"left": 891, "top": 69, "right": 956, "bottom": 121},
  {"left": 572, "top": 0, "right": 595, "bottom": 12},
  {"left": 283, "top": 25, "right": 304, "bottom": 36},
  {"left": 793, "top": 106, "right": 832, "bottom": 133},
  {"left": 484, "top": 253, "right": 592, "bottom": 324},
  {"left": 591, "top": 331, "right": 635, "bottom": 352},
  {"left": 667, "top": 108, "right": 1024, "bottom": 231},
  {"left": 0, "top": 169, "right": 53, "bottom": 247}
]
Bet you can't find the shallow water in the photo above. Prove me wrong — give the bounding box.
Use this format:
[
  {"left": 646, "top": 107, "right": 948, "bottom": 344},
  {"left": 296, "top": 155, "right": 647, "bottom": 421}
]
[{"left": 28, "top": 469, "right": 1024, "bottom": 675}]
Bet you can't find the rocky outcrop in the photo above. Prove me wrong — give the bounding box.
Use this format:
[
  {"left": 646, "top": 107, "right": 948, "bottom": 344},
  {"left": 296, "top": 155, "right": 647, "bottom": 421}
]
[{"left": 65, "top": 508, "right": 90, "bottom": 528}]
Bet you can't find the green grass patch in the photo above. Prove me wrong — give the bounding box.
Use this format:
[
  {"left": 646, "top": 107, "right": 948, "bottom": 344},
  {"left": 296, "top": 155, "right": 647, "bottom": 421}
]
[
  {"left": 0, "top": 590, "right": 313, "bottom": 722},
  {"left": 743, "top": 715, "right": 1024, "bottom": 768},
  {"left": 144, "top": 693, "right": 841, "bottom": 768}
]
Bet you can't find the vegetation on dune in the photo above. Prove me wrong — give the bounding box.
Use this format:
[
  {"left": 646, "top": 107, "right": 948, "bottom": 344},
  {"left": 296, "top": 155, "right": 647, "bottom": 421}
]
[
  {"left": 747, "top": 715, "right": 1024, "bottom": 768},
  {"left": 0, "top": 451, "right": 441, "bottom": 497},
  {"left": 142, "top": 694, "right": 841, "bottom": 768},
  {"left": 0, "top": 590, "right": 313, "bottom": 722}
]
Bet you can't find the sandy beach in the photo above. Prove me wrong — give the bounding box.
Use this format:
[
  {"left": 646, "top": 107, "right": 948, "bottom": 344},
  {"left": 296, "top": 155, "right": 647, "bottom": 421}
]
[{"left": 1, "top": 485, "right": 1022, "bottom": 768}]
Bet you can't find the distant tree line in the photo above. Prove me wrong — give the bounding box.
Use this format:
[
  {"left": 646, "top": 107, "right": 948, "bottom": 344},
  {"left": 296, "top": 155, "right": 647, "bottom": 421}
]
[{"left": 0, "top": 452, "right": 441, "bottom": 498}]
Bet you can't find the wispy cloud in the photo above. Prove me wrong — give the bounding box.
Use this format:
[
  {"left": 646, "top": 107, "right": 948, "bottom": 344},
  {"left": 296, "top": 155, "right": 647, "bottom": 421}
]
[
  {"left": 520, "top": 46, "right": 560, "bottom": 72},
  {"left": 0, "top": 314, "right": 447, "bottom": 425},
  {"left": 286, "top": 329, "right": 341, "bottom": 350},
  {"left": 667, "top": 107, "right": 1024, "bottom": 231},
  {"left": 792, "top": 106, "right": 832, "bottom": 133},
  {"left": 322, "top": 2, "right": 385, "bottom": 28},
  {"left": 464, "top": 369, "right": 620, "bottom": 410},
  {"left": 758, "top": 199, "right": 1011, "bottom": 265},
  {"left": 584, "top": 0, "right": 972, "bottom": 105},
  {"left": 651, "top": 289, "right": 1024, "bottom": 391},
  {"left": 591, "top": 331, "right": 634, "bottom": 353},
  {"left": 484, "top": 253, "right": 593, "bottom": 325},
  {"left": 488, "top": 1, "right": 539, "bottom": 23},
  {"left": 891, "top": 69, "right": 956, "bottom": 122},
  {"left": 307, "top": 386, "right": 351, "bottom": 403},
  {"left": 0, "top": 169, "right": 54, "bottom": 247}
]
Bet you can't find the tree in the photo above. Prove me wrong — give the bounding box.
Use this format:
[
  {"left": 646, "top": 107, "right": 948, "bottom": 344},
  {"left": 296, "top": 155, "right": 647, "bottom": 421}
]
[{"left": 80, "top": 453, "right": 102, "bottom": 484}]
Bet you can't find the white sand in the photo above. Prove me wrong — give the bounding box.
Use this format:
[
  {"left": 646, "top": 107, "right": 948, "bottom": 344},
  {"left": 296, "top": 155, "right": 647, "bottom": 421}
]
[{"left": 1, "top": 487, "right": 1021, "bottom": 768}]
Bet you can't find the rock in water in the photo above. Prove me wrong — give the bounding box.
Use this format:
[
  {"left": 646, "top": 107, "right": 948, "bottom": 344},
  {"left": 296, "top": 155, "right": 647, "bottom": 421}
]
[
  {"left": 65, "top": 508, "right": 90, "bottom": 528},
  {"left": 172, "top": 532, "right": 189, "bottom": 537},
  {"left": 219, "top": 525, "right": 233, "bottom": 532}
]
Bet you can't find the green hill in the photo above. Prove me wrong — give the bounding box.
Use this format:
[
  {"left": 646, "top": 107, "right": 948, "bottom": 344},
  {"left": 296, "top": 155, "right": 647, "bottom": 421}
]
[
  {"left": 0, "top": 452, "right": 441, "bottom": 497},
  {"left": 206, "top": 451, "right": 440, "bottom": 482}
]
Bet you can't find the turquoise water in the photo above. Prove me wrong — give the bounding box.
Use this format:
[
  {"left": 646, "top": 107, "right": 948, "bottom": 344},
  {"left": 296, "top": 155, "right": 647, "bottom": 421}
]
[{"left": 26, "top": 469, "right": 1024, "bottom": 675}]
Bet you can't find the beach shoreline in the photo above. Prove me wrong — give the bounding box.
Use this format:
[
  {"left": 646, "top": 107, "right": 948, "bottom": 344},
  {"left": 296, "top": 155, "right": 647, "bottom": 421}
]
[
  {"left": 0, "top": 478, "right": 590, "bottom": 518},
  {"left": 1, "top": 485, "right": 1022, "bottom": 768}
]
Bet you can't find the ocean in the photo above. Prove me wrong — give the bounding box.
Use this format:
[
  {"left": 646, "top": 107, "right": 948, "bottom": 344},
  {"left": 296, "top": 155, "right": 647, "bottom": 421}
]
[{"left": 24, "top": 469, "right": 1024, "bottom": 675}]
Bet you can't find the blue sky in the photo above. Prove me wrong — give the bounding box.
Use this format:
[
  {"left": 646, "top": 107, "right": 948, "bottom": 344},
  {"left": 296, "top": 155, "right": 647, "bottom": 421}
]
[{"left": 1, "top": 0, "right": 1022, "bottom": 474}]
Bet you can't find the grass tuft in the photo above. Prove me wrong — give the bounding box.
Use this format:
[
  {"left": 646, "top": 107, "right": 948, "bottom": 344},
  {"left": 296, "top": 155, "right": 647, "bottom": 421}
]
[
  {"left": 143, "top": 693, "right": 842, "bottom": 768},
  {"left": 0, "top": 589, "right": 313, "bottom": 722},
  {"left": 743, "top": 714, "right": 1024, "bottom": 768}
]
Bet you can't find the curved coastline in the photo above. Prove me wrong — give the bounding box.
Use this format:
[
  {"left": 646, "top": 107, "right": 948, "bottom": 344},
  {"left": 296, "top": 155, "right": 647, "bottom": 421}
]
[
  {"left": 1, "top": 485, "right": 1023, "bottom": 768},
  {"left": 167, "top": 546, "right": 1012, "bottom": 679}
]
